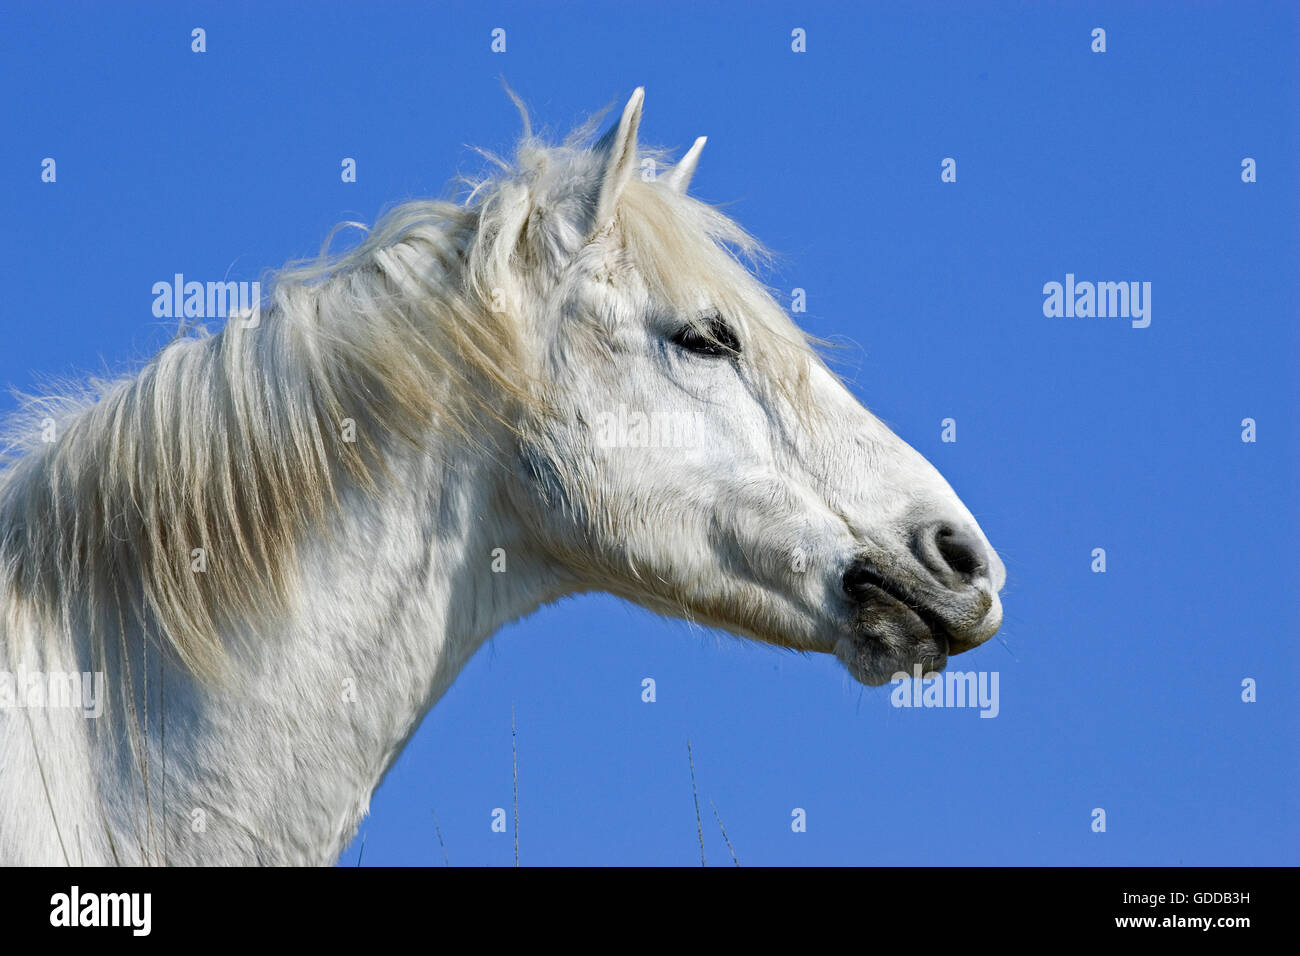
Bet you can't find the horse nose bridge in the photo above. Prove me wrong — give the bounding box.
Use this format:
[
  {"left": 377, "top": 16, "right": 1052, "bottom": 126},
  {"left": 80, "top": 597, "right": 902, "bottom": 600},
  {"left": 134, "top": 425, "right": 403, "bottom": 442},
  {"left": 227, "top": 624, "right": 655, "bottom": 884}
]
[{"left": 811, "top": 374, "right": 1001, "bottom": 588}]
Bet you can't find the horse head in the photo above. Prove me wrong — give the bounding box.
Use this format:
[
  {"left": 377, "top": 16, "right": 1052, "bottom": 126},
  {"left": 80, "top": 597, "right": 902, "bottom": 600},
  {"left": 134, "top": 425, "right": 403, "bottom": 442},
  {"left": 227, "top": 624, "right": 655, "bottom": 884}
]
[{"left": 506, "top": 89, "right": 1005, "bottom": 686}]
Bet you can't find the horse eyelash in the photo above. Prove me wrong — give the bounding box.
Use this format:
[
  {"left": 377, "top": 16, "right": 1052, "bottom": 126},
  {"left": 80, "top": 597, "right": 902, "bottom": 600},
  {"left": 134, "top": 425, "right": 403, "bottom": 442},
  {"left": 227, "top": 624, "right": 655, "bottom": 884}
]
[{"left": 668, "top": 310, "right": 741, "bottom": 357}]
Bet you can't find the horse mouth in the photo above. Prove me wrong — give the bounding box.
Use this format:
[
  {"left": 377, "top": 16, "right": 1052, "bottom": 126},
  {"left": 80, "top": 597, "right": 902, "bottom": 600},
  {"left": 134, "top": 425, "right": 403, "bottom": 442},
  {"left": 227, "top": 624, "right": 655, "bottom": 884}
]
[{"left": 835, "top": 578, "right": 965, "bottom": 687}]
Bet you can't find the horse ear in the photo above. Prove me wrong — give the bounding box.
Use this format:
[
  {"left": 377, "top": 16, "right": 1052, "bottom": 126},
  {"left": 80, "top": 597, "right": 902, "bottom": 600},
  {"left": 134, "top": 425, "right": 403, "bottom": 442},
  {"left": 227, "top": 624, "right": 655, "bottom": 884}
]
[
  {"left": 591, "top": 87, "right": 644, "bottom": 233},
  {"left": 663, "top": 136, "right": 707, "bottom": 194}
]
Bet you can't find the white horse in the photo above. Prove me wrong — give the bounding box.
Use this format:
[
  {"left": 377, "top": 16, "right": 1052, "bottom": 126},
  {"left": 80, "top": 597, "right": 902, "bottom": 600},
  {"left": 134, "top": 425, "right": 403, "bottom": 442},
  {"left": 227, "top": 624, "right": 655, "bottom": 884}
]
[{"left": 0, "top": 89, "right": 1004, "bottom": 865}]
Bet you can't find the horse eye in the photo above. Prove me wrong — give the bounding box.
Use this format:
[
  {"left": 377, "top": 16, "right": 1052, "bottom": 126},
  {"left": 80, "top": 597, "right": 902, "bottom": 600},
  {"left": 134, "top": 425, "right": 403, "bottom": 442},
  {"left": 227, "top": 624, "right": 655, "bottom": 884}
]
[{"left": 668, "top": 312, "right": 741, "bottom": 357}]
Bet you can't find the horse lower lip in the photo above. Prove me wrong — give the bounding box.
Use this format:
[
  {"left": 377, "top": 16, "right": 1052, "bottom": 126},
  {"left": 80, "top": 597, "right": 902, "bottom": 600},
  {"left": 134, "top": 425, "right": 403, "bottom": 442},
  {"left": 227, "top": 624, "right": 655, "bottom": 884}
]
[
  {"left": 849, "top": 572, "right": 960, "bottom": 648},
  {"left": 861, "top": 585, "right": 953, "bottom": 647},
  {"left": 914, "top": 606, "right": 953, "bottom": 651},
  {"left": 854, "top": 601, "right": 952, "bottom": 661}
]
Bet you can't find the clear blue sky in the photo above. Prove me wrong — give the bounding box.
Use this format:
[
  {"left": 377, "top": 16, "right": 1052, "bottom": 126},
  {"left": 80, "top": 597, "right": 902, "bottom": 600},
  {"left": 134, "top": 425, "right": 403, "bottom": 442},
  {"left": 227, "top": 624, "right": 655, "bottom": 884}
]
[{"left": 2, "top": 1, "right": 1295, "bottom": 865}]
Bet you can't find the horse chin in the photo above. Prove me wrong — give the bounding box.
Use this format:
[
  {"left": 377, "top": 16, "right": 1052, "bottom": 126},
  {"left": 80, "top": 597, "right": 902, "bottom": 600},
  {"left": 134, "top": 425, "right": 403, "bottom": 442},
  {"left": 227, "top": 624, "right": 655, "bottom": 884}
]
[{"left": 833, "top": 608, "right": 952, "bottom": 688}]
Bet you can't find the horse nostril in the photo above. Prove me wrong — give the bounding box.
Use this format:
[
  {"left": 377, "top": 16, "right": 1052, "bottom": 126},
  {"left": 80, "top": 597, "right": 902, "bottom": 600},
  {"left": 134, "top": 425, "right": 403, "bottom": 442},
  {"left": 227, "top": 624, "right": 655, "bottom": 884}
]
[{"left": 932, "top": 524, "right": 986, "bottom": 580}]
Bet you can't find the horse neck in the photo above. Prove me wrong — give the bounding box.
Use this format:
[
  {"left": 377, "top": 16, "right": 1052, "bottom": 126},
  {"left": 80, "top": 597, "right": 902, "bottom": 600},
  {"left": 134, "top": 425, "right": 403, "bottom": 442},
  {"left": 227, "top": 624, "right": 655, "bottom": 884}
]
[{"left": 3, "top": 432, "right": 563, "bottom": 865}]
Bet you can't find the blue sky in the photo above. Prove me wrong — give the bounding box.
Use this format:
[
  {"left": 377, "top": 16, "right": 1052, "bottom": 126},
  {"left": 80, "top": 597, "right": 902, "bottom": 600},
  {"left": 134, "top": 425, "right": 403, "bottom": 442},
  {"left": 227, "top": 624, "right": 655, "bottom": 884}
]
[{"left": 2, "top": 1, "right": 1295, "bottom": 865}]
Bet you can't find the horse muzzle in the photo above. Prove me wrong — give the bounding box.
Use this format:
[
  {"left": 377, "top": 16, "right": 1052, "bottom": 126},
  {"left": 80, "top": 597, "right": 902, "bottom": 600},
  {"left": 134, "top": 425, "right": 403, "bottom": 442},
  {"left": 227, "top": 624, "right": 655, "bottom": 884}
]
[{"left": 834, "top": 520, "right": 1004, "bottom": 686}]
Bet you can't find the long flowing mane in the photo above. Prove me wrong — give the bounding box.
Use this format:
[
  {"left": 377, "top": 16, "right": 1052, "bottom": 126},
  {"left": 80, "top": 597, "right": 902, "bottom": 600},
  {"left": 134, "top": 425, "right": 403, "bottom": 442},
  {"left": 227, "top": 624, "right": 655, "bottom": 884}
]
[{"left": 0, "top": 104, "right": 820, "bottom": 699}]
